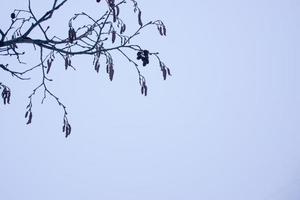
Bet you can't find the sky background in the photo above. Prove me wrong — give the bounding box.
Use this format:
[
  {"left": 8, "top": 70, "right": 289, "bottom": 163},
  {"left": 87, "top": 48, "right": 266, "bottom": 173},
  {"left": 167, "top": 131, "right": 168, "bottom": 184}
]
[{"left": 0, "top": 0, "right": 300, "bottom": 199}]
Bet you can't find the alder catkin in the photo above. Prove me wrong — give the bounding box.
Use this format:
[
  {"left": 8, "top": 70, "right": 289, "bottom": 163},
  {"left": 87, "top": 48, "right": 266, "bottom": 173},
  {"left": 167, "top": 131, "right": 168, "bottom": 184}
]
[{"left": 138, "top": 10, "right": 143, "bottom": 26}]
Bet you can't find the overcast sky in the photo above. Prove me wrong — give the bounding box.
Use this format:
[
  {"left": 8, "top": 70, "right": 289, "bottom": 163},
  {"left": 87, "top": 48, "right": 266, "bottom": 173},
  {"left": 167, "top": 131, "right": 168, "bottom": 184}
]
[{"left": 0, "top": 0, "right": 300, "bottom": 200}]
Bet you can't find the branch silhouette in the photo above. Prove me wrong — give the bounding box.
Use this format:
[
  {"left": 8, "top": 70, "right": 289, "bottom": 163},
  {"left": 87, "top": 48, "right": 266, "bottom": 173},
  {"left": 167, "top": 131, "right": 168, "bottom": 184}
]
[{"left": 0, "top": 0, "right": 171, "bottom": 137}]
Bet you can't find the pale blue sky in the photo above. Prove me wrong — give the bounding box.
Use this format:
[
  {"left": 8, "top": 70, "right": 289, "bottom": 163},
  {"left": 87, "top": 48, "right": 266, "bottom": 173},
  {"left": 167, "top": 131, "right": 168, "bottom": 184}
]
[{"left": 0, "top": 0, "right": 300, "bottom": 199}]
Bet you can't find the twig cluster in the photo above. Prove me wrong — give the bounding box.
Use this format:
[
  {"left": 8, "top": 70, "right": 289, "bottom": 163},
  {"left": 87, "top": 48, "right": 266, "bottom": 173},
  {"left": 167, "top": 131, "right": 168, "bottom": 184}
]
[{"left": 0, "top": 0, "right": 170, "bottom": 137}]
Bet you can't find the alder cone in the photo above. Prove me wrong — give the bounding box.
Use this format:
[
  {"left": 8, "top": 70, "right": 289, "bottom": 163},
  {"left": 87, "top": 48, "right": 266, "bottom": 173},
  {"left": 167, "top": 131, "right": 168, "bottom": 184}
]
[{"left": 10, "top": 13, "right": 16, "bottom": 19}]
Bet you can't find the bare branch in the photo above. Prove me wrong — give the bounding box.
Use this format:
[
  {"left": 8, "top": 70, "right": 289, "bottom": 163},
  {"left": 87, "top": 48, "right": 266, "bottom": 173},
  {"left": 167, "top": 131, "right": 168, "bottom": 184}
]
[{"left": 0, "top": 0, "right": 170, "bottom": 137}]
